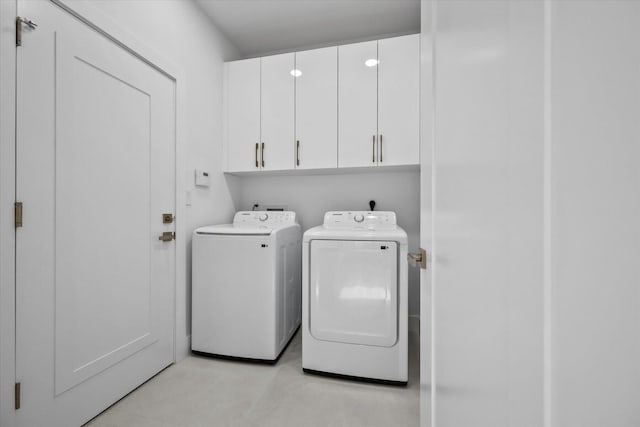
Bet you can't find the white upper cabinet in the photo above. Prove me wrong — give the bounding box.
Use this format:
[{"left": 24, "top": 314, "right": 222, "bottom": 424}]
[
  {"left": 338, "top": 35, "right": 420, "bottom": 168},
  {"left": 225, "top": 58, "right": 260, "bottom": 172},
  {"left": 378, "top": 34, "right": 420, "bottom": 166},
  {"left": 338, "top": 40, "right": 379, "bottom": 168},
  {"left": 295, "top": 47, "right": 338, "bottom": 169},
  {"left": 261, "top": 53, "right": 295, "bottom": 171},
  {"left": 224, "top": 34, "right": 419, "bottom": 173}
]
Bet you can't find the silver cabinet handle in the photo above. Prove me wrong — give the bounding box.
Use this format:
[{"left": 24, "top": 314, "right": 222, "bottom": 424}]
[
  {"left": 261, "top": 142, "right": 265, "bottom": 167},
  {"left": 379, "top": 134, "right": 383, "bottom": 163},
  {"left": 255, "top": 143, "right": 259, "bottom": 168},
  {"left": 296, "top": 140, "right": 300, "bottom": 167},
  {"left": 372, "top": 135, "right": 376, "bottom": 163}
]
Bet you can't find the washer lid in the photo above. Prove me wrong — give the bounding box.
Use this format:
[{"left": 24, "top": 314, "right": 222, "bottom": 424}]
[
  {"left": 195, "top": 224, "right": 272, "bottom": 236},
  {"left": 195, "top": 211, "right": 299, "bottom": 236}
]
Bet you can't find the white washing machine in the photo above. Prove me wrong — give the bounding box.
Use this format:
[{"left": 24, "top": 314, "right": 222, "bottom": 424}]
[
  {"left": 191, "top": 211, "right": 301, "bottom": 362},
  {"left": 302, "top": 211, "right": 408, "bottom": 384}
]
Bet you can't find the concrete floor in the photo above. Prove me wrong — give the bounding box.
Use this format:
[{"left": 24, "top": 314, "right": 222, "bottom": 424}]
[{"left": 86, "top": 325, "right": 420, "bottom": 427}]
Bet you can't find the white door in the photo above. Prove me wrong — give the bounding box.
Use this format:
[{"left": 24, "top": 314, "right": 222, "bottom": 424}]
[
  {"left": 549, "top": 2, "right": 640, "bottom": 425},
  {"left": 261, "top": 53, "right": 295, "bottom": 171},
  {"left": 421, "top": 1, "right": 544, "bottom": 426},
  {"left": 309, "top": 240, "right": 398, "bottom": 347},
  {"left": 422, "top": 1, "right": 640, "bottom": 427},
  {"left": 378, "top": 34, "right": 420, "bottom": 166},
  {"left": 15, "top": 1, "right": 175, "bottom": 426},
  {"left": 225, "top": 58, "right": 261, "bottom": 172},
  {"left": 338, "top": 40, "right": 378, "bottom": 168},
  {"left": 295, "top": 47, "right": 338, "bottom": 169}
]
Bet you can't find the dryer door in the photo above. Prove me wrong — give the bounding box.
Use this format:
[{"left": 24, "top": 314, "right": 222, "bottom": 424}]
[{"left": 309, "top": 240, "right": 398, "bottom": 347}]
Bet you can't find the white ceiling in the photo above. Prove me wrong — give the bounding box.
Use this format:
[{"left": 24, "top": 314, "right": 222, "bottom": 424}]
[{"left": 196, "top": 0, "right": 420, "bottom": 58}]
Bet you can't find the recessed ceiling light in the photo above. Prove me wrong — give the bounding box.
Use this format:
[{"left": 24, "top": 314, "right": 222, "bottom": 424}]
[
  {"left": 290, "top": 69, "right": 302, "bottom": 77},
  {"left": 365, "top": 59, "right": 379, "bottom": 67}
]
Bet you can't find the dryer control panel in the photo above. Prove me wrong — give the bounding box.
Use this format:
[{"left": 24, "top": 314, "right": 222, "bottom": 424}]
[
  {"left": 323, "top": 211, "right": 397, "bottom": 230},
  {"left": 233, "top": 211, "right": 297, "bottom": 226}
]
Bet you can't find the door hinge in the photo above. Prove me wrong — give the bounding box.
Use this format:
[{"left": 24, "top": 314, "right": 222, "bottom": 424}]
[
  {"left": 14, "top": 382, "right": 21, "bottom": 410},
  {"left": 16, "top": 17, "right": 37, "bottom": 47},
  {"left": 15, "top": 202, "right": 23, "bottom": 228}
]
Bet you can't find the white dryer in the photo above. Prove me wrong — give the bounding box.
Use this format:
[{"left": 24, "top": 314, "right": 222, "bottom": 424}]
[
  {"left": 192, "top": 211, "right": 301, "bottom": 362},
  {"left": 302, "top": 211, "right": 408, "bottom": 384}
]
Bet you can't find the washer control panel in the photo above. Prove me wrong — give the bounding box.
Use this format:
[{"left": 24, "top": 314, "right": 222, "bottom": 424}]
[
  {"left": 233, "top": 211, "right": 297, "bottom": 226},
  {"left": 323, "top": 211, "right": 397, "bottom": 229}
]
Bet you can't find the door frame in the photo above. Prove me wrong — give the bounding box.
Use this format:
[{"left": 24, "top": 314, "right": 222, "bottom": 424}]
[{"left": 0, "top": 1, "right": 189, "bottom": 424}]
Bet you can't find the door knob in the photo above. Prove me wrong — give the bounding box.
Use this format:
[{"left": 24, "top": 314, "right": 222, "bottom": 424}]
[
  {"left": 408, "top": 248, "right": 427, "bottom": 269},
  {"left": 158, "top": 231, "right": 175, "bottom": 242}
]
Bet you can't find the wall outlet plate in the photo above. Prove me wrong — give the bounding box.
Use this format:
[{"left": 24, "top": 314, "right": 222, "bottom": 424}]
[
  {"left": 195, "top": 169, "right": 210, "bottom": 187},
  {"left": 264, "top": 204, "right": 288, "bottom": 211}
]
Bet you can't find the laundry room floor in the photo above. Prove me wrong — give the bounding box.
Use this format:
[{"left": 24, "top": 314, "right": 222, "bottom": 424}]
[{"left": 85, "top": 321, "right": 420, "bottom": 427}]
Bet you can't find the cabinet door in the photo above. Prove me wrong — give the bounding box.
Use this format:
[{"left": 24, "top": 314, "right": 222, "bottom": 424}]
[
  {"left": 338, "top": 40, "right": 378, "bottom": 168},
  {"left": 378, "top": 34, "right": 420, "bottom": 166},
  {"left": 226, "top": 58, "right": 260, "bottom": 172},
  {"left": 261, "top": 53, "right": 295, "bottom": 171},
  {"left": 295, "top": 47, "right": 338, "bottom": 169}
]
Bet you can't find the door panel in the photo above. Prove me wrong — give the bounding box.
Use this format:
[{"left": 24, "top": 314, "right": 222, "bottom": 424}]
[
  {"left": 378, "top": 34, "right": 420, "bottom": 166},
  {"left": 309, "top": 240, "right": 398, "bottom": 347},
  {"left": 425, "top": 1, "right": 544, "bottom": 426},
  {"left": 16, "top": 1, "right": 175, "bottom": 425},
  {"left": 550, "top": 2, "right": 640, "bottom": 425},
  {"left": 225, "top": 58, "right": 260, "bottom": 172},
  {"left": 295, "top": 46, "right": 338, "bottom": 169},
  {"left": 54, "top": 32, "right": 160, "bottom": 394},
  {"left": 261, "top": 53, "right": 294, "bottom": 171},
  {"left": 338, "top": 40, "right": 378, "bottom": 168}
]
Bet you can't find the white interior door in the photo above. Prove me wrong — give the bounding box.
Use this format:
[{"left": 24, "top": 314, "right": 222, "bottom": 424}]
[
  {"left": 549, "top": 2, "right": 640, "bottom": 425},
  {"left": 422, "top": 1, "right": 544, "bottom": 426},
  {"left": 15, "top": 1, "right": 175, "bottom": 425},
  {"left": 422, "top": 1, "right": 640, "bottom": 426},
  {"left": 261, "top": 53, "right": 295, "bottom": 171}
]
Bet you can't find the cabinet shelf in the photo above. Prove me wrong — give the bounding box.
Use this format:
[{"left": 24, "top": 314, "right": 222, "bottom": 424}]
[{"left": 223, "top": 163, "right": 419, "bottom": 177}]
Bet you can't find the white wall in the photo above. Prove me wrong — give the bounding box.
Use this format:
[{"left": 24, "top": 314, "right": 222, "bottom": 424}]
[
  {"left": 84, "top": 0, "right": 240, "bottom": 350},
  {"left": 229, "top": 169, "right": 421, "bottom": 316}
]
